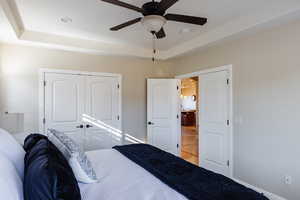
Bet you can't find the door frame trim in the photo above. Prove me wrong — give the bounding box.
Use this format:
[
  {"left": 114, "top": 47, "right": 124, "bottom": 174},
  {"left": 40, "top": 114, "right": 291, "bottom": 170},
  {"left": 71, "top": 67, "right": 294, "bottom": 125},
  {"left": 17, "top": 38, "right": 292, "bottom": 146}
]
[
  {"left": 38, "top": 68, "right": 122, "bottom": 140},
  {"left": 175, "top": 64, "right": 233, "bottom": 178}
]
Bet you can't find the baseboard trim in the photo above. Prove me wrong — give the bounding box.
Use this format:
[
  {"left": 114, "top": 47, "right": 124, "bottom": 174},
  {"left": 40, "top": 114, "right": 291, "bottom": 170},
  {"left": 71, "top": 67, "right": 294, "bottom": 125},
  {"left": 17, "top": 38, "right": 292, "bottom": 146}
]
[{"left": 234, "top": 179, "right": 286, "bottom": 200}]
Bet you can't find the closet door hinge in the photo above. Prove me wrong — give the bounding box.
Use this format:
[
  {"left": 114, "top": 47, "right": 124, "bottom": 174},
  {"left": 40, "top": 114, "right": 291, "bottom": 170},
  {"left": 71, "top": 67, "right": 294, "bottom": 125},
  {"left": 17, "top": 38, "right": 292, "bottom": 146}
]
[
  {"left": 44, "top": 81, "right": 46, "bottom": 87},
  {"left": 227, "top": 160, "right": 230, "bottom": 167}
]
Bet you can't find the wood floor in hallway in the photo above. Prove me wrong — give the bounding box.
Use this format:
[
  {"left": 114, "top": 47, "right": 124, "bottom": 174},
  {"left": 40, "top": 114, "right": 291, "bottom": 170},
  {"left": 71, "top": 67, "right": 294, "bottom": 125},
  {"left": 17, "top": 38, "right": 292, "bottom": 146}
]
[{"left": 181, "top": 126, "right": 199, "bottom": 165}]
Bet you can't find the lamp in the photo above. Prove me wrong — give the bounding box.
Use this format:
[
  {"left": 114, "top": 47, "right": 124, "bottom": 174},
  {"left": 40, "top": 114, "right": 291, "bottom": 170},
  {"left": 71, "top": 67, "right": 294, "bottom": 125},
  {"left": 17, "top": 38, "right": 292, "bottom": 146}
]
[{"left": 141, "top": 15, "right": 166, "bottom": 33}]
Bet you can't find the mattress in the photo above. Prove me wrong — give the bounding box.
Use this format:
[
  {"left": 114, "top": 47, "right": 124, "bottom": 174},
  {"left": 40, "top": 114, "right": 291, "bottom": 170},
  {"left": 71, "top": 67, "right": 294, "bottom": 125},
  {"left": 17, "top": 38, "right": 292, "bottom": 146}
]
[{"left": 80, "top": 149, "right": 187, "bottom": 200}]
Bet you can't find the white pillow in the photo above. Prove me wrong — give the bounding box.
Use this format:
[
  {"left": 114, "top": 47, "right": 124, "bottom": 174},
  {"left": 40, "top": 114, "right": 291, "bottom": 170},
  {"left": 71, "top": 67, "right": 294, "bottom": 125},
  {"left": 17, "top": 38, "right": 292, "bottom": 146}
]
[
  {"left": 48, "top": 129, "right": 98, "bottom": 184},
  {"left": 0, "top": 128, "right": 25, "bottom": 180},
  {"left": 0, "top": 153, "right": 24, "bottom": 200}
]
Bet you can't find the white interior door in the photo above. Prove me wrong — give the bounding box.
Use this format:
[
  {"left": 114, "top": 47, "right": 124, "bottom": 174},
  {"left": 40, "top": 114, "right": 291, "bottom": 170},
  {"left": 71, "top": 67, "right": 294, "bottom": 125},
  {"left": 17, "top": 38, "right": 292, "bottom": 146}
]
[
  {"left": 84, "top": 76, "right": 121, "bottom": 151},
  {"left": 44, "top": 73, "right": 85, "bottom": 148},
  {"left": 147, "top": 79, "right": 180, "bottom": 155},
  {"left": 199, "top": 70, "right": 230, "bottom": 177}
]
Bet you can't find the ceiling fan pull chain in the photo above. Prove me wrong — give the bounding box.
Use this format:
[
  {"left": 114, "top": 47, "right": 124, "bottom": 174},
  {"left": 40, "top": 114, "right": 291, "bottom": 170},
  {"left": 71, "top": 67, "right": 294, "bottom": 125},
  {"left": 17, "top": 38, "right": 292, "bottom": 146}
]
[{"left": 152, "top": 32, "right": 156, "bottom": 62}]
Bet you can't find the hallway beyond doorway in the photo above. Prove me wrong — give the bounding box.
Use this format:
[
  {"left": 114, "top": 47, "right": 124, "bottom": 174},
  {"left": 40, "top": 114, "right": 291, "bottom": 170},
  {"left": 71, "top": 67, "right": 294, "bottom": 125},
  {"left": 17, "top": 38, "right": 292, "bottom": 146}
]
[{"left": 181, "top": 126, "right": 198, "bottom": 165}]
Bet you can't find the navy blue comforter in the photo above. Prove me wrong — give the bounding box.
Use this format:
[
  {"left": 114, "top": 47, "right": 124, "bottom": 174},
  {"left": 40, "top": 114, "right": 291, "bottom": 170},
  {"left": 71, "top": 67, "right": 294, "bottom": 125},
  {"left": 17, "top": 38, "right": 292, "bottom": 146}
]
[{"left": 113, "top": 144, "right": 269, "bottom": 200}]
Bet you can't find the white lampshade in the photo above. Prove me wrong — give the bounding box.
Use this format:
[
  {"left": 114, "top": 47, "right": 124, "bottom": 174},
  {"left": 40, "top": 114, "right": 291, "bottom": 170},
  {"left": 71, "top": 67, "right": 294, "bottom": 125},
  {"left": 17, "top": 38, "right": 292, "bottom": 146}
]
[{"left": 141, "top": 15, "right": 166, "bottom": 33}]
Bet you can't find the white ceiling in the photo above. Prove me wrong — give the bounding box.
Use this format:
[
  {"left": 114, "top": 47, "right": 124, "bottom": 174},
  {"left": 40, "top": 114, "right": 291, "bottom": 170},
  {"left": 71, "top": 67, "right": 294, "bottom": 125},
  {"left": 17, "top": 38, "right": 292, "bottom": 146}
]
[
  {"left": 1, "top": 0, "right": 300, "bottom": 59},
  {"left": 0, "top": 6, "right": 16, "bottom": 41}
]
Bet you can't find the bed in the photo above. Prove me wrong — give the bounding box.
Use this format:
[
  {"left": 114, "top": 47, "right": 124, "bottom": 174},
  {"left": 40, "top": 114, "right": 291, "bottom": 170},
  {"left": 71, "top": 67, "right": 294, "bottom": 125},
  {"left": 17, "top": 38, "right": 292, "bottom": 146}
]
[
  {"left": 80, "top": 149, "right": 187, "bottom": 200},
  {"left": 0, "top": 128, "right": 269, "bottom": 200},
  {"left": 80, "top": 144, "right": 269, "bottom": 200}
]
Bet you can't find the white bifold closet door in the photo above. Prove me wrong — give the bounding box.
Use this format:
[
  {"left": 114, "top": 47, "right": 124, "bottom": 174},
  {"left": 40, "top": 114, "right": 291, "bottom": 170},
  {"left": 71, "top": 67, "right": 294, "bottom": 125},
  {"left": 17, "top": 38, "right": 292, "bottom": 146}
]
[
  {"left": 84, "top": 76, "right": 121, "bottom": 150},
  {"left": 44, "top": 73, "right": 121, "bottom": 151},
  {"left": 44, "top": 73, "right": 86, "bottom": 148}
]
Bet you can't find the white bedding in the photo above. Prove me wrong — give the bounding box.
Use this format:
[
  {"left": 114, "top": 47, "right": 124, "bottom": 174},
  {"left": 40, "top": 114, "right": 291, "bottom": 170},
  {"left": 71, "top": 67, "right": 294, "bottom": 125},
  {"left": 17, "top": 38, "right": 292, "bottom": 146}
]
[{"left": 80, "top": 149, "right": 187, "bottom": 200}]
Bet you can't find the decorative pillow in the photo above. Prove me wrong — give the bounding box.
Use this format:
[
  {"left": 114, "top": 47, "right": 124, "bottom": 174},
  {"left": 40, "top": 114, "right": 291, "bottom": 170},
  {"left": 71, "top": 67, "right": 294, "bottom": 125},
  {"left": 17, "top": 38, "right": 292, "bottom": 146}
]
[
  {"left": 0, "top": 153, "right": 24, "bottom": 200},
  {"left": 23, "top": 134, "right": 81, "bottom": 200},
  {"left": 0, "top": 128, "right": 25, "bottom": 180},
  {"left": 48, "top": 129, "right": 98, "bottom": 183}
]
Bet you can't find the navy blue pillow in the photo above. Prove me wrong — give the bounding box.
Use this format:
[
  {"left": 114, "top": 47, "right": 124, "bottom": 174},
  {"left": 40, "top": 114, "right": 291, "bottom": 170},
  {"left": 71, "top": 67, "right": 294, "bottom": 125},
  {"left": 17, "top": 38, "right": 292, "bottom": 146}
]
[{"left": 24, "top": 134, "right": 81, "bottom": 200}]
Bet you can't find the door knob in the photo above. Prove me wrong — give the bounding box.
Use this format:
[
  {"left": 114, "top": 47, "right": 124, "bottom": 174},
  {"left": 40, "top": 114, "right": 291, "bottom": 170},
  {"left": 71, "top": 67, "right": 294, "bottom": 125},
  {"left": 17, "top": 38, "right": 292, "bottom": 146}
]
[
  {"left": 148, "top": 121, "right": 154, "bottom": 125},
  {"left": 86, "top": 124, "right": 93, "bottom": 128},
  {"left": 76, "top": 125, "right": 84, "bottom": 128}
]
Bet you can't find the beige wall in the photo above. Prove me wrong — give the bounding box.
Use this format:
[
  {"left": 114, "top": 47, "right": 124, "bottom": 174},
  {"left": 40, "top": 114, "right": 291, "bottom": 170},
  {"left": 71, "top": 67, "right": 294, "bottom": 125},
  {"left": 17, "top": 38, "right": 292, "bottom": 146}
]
[
  {"left": 0, "top": 43, "right": 2, "bottom": 109},
  {"left": 170, "top": 20, "right": 300, "bottom": 200},
  {"left": 181, "top": 84, "right": 197, "bottom": 97},
  {"left": 0, "top": 43, "right": 172, "bottom": 141},
  {"left": 181, "top": 87, "right": 196, "bottom": 96},
  {"left": 181, "top": 78, "right": 198, "bottom": 97}
]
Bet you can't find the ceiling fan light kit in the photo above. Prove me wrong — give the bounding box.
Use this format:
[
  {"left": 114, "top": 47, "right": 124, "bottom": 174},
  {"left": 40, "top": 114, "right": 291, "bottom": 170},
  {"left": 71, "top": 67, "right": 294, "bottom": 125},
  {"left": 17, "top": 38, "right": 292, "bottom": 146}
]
[
  {"left": 141, "top": 15, "right": 166, "bottom": 33},
  {"left": 101, "top": 0, "right": 207, "bottom": 61}
]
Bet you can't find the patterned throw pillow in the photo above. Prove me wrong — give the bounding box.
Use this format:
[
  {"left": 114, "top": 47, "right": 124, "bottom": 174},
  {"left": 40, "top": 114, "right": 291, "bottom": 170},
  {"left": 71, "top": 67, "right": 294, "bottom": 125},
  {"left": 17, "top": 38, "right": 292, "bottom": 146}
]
[{"left": 48, "top": 129, "right": 98, "bottom": 184}]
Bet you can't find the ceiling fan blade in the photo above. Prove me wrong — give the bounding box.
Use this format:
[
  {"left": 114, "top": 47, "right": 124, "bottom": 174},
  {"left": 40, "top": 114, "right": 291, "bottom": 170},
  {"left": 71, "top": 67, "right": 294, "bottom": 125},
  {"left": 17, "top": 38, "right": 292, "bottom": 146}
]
[
  {"left": 158, "top": 0, "right": 179, "bottom": 12},
  {"left": 165, "top": 14, "right": 207, "bottom": 25},
  {"left": 101, "top": 0, "right": 143, "bottom": 13},
  {"left": 155, "top": 28, "right": 166, "bottom": 39},
  {"left": 110, "top": 18, "right": 142, "bottom": 31}
]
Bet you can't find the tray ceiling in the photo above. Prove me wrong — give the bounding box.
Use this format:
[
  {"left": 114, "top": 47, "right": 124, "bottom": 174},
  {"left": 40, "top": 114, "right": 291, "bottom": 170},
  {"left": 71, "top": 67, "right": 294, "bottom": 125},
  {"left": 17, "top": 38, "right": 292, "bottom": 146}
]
[{"left": 1, "top": 0, "right": 300, "bottom": 59}]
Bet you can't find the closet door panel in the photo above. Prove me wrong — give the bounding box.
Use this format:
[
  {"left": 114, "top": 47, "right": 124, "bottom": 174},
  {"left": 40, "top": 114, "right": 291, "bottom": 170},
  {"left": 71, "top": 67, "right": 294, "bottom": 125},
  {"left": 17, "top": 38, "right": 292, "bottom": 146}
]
[
  {"left": 84, "top": 76, "right": 121, "bottom": 151},
  {"left": 44, "top": 73, "right": 85, "bottom": 148}
]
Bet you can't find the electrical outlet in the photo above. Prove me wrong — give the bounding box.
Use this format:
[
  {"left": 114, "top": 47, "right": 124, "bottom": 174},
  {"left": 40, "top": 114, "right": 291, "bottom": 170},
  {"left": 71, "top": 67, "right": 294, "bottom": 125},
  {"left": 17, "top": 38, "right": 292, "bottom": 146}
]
[{"left": 284, "top": 175, "right": 292, "bottom": 185}]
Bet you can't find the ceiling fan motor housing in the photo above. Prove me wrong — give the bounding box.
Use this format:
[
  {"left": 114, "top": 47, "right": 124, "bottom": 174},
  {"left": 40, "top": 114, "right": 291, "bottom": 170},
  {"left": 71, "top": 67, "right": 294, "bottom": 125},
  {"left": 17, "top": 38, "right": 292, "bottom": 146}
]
[{"left": 142, "top": 2, "right": 165, "bottom": 16}]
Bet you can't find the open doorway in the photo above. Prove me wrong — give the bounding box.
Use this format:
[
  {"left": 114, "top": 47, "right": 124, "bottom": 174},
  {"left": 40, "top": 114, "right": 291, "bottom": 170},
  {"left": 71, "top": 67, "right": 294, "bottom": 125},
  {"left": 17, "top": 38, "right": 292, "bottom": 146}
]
[
  {"left": 177, "top": 65, "right": 233, "bottom": 177},
  {"left": 180, "top": 77, "right": 199, "bottom": 165}
]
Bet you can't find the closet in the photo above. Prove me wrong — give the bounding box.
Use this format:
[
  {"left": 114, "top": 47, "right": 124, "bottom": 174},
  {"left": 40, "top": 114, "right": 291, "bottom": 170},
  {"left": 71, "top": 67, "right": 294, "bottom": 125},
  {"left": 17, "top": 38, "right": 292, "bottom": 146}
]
[{"left": 41, "top": 70, "right": 121, "bottom": 151}]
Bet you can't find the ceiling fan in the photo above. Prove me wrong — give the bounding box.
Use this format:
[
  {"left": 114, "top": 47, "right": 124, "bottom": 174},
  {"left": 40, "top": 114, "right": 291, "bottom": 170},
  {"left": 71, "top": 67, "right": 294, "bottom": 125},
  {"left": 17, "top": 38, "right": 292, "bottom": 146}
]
[{"left": 101, "top": 0, "right": 207, "bottom": 39}]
